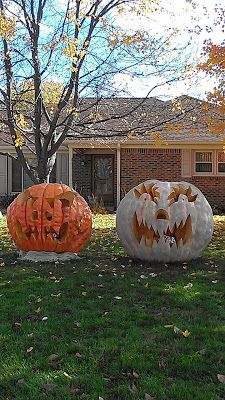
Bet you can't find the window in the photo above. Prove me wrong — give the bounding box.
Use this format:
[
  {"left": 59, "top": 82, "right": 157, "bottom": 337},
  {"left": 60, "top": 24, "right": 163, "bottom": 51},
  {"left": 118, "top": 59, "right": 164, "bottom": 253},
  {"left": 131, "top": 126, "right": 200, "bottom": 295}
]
[
  {"left": 12, "top": 158, "right": 56, "bottom": 192},
  {"left": 12, "top": 158, "right": 37, "bottom": 192},
  {"left": 217, "top": 151, "right": 225, "bottom": 173},
  {"left": 195, "top": 152, "right": 213, "bottom": 173}
]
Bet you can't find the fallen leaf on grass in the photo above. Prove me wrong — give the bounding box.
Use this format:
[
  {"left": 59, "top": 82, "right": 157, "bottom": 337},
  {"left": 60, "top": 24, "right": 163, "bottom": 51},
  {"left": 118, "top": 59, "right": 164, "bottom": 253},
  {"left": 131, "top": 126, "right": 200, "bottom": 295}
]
[
  {"left": 196, "top": 349, "right": 207, "bottom": 355},
  {"left": 48, "top": 354, "right": 59, "bottom": 362},
  {"left": 12, "top": 322, "right": 21, "bottom": 331},
  {"left": 75, "top": 352, "right": 83, "bottom": 359},
  {"left": 159, "top": 360, "right": 166, "bottom": 369},
  {"left": 51, "top": 292, "right": 62, "bottom": 297},
  {"left": 36, "top": 297, "right": 42, "bottom": 303},
  {"left": 174, "top": 326, "right": 183, "bottom": 334},
  {"left": 26, "top": 347, "right": 33, "bottom": 353},
  {"left": 217, "top": 374, "right": 225, "bottom": 384},
  {"left": 70, "top": 382, "right": 80, "bottom": 395},
  {"left": 129, "top": 383, "right": 138, "bottom": 393},
  {"left": 164, "top": 324, "right": 190, "bottom": 337},
  {"left": 16, "top": 379, "right": 26, "bottom": 386},
  {"left": 63, "top": 371, "right": 72, "bottom": 378},
  {"left": 41, "top": 383, "right": 56, "bottom": 393},
  {"left": 145, "top": 394, "right": 155, "bottom": 400},
  {"left": 132, "top": 371, "right": 139, "bottom": 379},
  {"left": 49, "top": 276, "right": 57, "bottom": 280},
  {"left": 81, "top": 292, "right": 87, "bottom": 296},
  {"left": 35, "top": 307, "right": 41, "bottom": 314},
  {"left": 114, "top": 296, "right": 122, "bottom": 300},
  {"left": 183, "top": 283, "right": 193, "bottom": 289}
]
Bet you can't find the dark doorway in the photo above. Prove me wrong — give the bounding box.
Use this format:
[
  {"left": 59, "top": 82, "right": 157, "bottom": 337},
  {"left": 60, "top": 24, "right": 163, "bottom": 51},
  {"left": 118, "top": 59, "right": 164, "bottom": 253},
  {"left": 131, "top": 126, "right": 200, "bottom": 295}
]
[{"left": 92, "top": 155, "right": 114, "bottom": 205}]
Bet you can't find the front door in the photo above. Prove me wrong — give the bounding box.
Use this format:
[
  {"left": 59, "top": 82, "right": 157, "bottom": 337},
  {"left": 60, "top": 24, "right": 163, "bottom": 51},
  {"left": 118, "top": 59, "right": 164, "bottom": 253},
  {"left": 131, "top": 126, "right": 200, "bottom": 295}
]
[{"left": 93, "top": 155, "right": 114, "bottom": 205}]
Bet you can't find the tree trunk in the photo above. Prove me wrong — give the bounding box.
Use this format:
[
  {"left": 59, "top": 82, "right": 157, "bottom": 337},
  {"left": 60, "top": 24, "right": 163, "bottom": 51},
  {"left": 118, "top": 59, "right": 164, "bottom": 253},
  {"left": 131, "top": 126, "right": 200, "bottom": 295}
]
[{"left": 37, "top": 154, "right": 56, "bottom": 183}]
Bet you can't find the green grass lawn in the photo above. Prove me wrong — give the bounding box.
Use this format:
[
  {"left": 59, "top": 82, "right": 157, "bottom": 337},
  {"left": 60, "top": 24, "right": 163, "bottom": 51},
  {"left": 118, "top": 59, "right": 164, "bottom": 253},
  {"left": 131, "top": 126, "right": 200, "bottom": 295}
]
[{"left": 0, "top": 214, "right": 225, "bottom": 400}]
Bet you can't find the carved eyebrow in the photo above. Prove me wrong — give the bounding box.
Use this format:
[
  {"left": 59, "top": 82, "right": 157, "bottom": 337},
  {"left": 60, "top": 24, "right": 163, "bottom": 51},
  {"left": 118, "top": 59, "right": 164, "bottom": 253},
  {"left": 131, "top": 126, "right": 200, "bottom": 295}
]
[
  {"left": 168, "top": 185, "right": 198, "bottom": 205},
  {"left": 134, "top": 183, "right": 160, "bottom": 201}
]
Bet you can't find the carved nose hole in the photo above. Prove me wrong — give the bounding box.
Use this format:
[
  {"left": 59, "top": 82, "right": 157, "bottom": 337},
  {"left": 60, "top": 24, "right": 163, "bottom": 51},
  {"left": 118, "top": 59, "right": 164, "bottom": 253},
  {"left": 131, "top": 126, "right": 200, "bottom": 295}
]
[
  {"left": 45, "top": 211, "right": 53, "bottom": 221},
  {"left": 156, "top": 209, "right": 169, "bottom": 220},
  {"left": 31, "top": 211, "right": 38, "bottom": 220}
]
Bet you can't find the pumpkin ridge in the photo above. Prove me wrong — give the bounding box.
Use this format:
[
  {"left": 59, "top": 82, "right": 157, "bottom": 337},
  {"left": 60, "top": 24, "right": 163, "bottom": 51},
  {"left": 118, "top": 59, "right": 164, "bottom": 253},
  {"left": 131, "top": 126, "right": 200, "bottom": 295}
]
[
  {"left": 40, "top": 184, "right": 49, "bottom": 250},
  {"left": 55, "top": 184, "right": 68, "bottom": 252}
]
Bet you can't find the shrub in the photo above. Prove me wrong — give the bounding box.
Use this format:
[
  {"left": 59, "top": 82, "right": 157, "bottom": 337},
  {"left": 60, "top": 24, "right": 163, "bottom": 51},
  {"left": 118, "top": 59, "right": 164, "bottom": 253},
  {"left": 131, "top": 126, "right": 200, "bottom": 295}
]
[{"left": 0, "top": 194, "right": 18, "bottom": 209}]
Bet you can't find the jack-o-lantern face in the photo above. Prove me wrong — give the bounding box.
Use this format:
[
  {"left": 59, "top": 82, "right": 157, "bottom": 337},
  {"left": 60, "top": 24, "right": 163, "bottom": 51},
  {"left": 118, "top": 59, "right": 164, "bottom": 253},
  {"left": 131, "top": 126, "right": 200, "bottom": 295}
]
[
  {"left": 116, "top": 180, "right": 213, "bottom": 263},
  {"left": 7, "top": 183, "right": 92, "bottom": 253}
]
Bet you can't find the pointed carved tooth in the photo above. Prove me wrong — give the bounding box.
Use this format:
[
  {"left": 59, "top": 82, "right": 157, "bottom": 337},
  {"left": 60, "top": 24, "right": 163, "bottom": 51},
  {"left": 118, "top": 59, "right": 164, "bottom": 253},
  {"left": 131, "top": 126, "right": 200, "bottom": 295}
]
[
  {"left": 154, "top": 230, "right": 160, "bottom": 243},
  {"left": 168, "top": 191, "right": 176, "bottom": 200},
  {"left": 59, "top": 222, "right": 68, "bottom": 241},
  {"left": 145, "top": 226, "right": 155, "bottom": 247},
  {"left": 153, "top": 187, "right": 160, "bottom": 199},
  {"left": 189, "top": 193, "right": 198, "bottom": 202},
  {"left": 146, "top": 184, "right": 154, "bottom": 194},
  {"left": 32, "top": 226, "right": 39, "bottom": 240},
  {"left": 175, "top": 221, "right": 184, "bottom": 244},
  {"left": 177, "top": 184, "right": 186, "bottom": 195},
  {"left": 165, "top": 226, "right": 171, "bottom": 236},
  {"left": 134, "top": 188, "right": 141, "bottom": 198},
  {"left": 183, "top": 215, "right": 192, "bottom": 244},
  {"left": 186, "top": 186, "right": 192, "bottom": 198},
  {"left": 132, "top": 212, "right": 142, "bottom": 243}
]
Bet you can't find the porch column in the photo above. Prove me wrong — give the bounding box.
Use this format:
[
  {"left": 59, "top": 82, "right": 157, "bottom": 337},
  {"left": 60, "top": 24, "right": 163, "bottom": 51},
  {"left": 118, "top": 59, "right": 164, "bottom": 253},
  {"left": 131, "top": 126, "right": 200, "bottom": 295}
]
[
  {"left": 68, "top": 147, "right": 73, "bottom": 188},
  {"left": 116, "top": 143, "right": 121, "bottom": 207}
]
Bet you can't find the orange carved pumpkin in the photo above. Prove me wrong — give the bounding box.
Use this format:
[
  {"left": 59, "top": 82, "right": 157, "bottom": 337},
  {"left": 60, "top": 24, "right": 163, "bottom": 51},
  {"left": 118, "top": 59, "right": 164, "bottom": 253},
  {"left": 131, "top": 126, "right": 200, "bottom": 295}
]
[{"left": 7, "top": 183, "right": 92, "bottom": 253}]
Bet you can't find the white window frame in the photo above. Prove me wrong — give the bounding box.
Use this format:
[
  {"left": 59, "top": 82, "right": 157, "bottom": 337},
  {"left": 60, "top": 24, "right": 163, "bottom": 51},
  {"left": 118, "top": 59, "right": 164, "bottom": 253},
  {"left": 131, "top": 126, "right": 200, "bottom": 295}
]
[
  {"left": 193, "top": 150, "right": 214, "bottom": 176},
  {"left": 217, "top": 150, "right": 225, "bottom": 175}
]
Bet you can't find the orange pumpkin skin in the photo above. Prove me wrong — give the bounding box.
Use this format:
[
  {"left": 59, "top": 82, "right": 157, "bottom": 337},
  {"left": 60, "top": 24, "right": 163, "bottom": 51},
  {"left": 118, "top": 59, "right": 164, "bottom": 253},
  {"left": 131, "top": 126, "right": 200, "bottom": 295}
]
[{"left": 7, "top": 183, "right": 92, "bottom": 253}]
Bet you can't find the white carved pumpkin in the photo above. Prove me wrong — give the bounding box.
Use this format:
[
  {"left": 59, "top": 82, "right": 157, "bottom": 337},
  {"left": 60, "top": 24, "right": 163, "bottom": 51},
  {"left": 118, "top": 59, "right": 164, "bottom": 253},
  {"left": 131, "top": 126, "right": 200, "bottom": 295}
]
[{"left": 116, "top": 180, "right": 213, "bottom": 263}]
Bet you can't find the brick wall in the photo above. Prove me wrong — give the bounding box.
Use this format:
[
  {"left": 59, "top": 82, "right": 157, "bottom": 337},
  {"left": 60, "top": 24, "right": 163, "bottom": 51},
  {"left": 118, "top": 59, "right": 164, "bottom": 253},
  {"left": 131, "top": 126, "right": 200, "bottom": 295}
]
[
  {"left": 189, "top": 176, "right": 225, "bottom": 210},
  {"left": 121, "top": 148, "right": 181, "bottom": 195}
]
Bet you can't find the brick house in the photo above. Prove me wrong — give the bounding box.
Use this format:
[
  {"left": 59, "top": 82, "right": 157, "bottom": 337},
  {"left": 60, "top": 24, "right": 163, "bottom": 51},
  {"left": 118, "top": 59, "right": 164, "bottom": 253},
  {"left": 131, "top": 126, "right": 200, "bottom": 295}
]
[{"left": 0, "top": 95, "right": 225, "bottom": 209}]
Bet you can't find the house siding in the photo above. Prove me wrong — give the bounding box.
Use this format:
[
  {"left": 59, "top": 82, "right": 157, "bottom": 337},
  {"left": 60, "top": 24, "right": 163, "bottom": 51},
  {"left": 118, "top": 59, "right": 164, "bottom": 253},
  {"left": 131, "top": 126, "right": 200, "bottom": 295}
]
[{"left": 0, "top": 155, "right": 8, "bottom": 194}]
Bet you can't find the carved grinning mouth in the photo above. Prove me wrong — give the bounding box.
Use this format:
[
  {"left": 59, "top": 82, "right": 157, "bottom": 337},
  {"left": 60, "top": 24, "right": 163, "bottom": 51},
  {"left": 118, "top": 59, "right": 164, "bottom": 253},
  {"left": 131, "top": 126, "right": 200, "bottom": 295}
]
[{"left": 132, "top": 212, "right": 192, "bottom": 248}]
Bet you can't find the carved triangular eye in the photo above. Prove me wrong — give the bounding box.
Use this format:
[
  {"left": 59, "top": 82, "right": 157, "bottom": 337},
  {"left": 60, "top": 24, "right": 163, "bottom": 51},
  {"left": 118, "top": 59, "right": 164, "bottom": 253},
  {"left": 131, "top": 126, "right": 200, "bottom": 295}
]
[
  {"left": 168, "top": 185, "right": 198, "bottom": 205},
  {"left": 57, "top": 191, "right": 75, "bottom": 208},
  {"left": 134, "top": 183, "right": 160, "bottom": 203},
  {"left": 46, "top": 198, "right": 55, "bottom": 208},
  {"left": 17, "top": 190, "right": 37, "bottom": 206}
]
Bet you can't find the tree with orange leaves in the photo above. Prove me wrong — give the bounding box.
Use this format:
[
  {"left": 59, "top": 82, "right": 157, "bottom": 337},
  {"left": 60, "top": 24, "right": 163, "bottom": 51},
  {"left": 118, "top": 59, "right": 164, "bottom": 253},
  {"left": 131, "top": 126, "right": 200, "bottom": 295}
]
[{"left": 198, "top": 41, "right": 225, "bottom": 135}]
